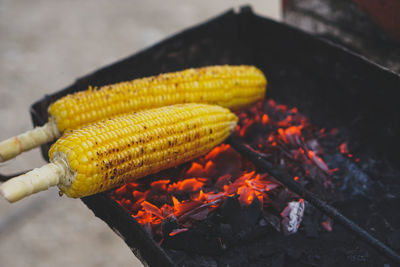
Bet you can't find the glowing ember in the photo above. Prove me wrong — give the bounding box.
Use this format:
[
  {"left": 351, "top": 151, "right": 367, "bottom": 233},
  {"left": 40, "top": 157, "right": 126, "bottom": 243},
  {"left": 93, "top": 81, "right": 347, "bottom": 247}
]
[
  {"left": 321, "top": 219, "right": 333, "bottom": 232},
  {"left": 110, "top": 99, "right": 355, "bottom": 241},
  {"left": 340, "top": 142, "right": 349, "bottom": 154}
]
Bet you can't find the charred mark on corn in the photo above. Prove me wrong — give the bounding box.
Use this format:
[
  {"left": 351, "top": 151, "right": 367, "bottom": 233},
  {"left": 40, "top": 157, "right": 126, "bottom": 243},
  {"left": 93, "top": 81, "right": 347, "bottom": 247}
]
[
  {"left": 47, "top": 103, "right": 237, "bottom": 198},
  {"left": 48, "top": 65, "right": 266, "bottom": 133}
]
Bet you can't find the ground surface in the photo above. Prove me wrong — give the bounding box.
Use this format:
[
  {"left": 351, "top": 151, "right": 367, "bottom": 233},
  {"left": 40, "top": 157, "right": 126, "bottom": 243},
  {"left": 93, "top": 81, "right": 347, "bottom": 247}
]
[{"left": 0, "top": 1, "right": 280, "bottom": 266}]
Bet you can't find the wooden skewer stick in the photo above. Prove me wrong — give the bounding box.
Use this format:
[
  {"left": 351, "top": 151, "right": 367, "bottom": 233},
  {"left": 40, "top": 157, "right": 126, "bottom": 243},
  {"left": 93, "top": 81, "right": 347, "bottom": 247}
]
[
  {"left": 0, "top": 159, "right": 68, "bottom": 203},
  {"left": 0, "top": 120, "right": 60, "bottom": 162}
]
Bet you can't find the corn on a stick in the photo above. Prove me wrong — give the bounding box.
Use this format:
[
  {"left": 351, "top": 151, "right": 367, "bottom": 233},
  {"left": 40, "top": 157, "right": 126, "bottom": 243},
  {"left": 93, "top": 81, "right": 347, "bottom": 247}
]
[
  {"left": 0, "top": 65, "right": 266, "bottom": 162},
  {"left": 0, "top": 104, "right": 238, "bottom": 203}
]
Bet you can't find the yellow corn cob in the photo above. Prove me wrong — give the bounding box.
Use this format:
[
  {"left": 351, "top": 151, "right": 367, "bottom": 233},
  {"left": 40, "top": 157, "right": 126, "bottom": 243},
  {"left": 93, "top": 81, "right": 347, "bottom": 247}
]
[
  {"left": 0, "top": 65, "right": 266, "bottom": 162},
  {"left": 0, "top": 103, "right": 238, "bottom": 202}
]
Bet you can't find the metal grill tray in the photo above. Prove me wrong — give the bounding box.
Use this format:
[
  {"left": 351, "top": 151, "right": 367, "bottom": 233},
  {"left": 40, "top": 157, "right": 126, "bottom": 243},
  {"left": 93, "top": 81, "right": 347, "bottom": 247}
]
[{"left": 29, "top": 6, "right": 400, "bottom": 267}]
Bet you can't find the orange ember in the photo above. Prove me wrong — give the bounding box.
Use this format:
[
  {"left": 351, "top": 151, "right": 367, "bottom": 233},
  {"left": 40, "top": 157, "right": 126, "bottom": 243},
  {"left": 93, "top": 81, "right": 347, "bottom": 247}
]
[{"left": 110, "top": 99, "right": 356, "bottom": 240}]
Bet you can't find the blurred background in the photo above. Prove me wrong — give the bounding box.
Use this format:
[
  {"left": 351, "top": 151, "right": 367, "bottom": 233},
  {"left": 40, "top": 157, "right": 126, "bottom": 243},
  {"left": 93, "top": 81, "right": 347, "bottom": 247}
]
[{"left": 0, "top": 1, "right": 280, "bottom": 266}]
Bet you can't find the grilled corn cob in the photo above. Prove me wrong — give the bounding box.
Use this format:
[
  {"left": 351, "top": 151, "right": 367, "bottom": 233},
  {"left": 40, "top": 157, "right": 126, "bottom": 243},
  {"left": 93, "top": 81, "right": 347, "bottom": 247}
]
[
  {"left": 0, "top": 65, "right": 266, "bottom": 162},
  {"left": 0, "top": 103, "right": 238, "bottom": 202}
]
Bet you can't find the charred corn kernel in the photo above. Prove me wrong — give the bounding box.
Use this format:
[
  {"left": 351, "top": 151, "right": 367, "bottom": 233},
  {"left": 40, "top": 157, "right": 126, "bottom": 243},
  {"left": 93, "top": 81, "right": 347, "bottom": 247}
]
[
  {"left": 0, "top": 104, "right": 238, "bottom": 202},
  {"left": 49, "top": 65, "right": 265, "bottom": 132},
  {"left": 0, "top": 65, "right": 265, "bottom": 162}
]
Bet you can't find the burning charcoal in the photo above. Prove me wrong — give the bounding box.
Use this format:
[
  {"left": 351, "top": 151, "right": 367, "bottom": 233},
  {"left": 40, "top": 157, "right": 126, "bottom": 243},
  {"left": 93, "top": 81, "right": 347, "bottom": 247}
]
[
  {"left": 184, "top": 162, "right": 207, "bottom": 177},
  {"left": 281, "top": 199, "right": 305, "bottom": 235},
  {"left": 161, "top": 215, "right": 179, "bottom": 238},
  {"left": 307, "top": 150, "right": 329, "bottom": 174},
  {"left": 178, "top": 198, "right": 223, "bottom": 224},
  {"left": 321, "top": 216, "right": 333, "bottom": 232},
  {"left": 215, "top": 174, "right": 232, "bottom": 189},
  {"left": 169, "top": 228, "right": 189, "bottom": 236},
  {"left": 340, "top": 142, "right": 349, "bottom": 154},
  {"left": 168, "top": 178, "right": 205, "bottom": 195},
  {"left": 141, "top": 201, "right": 163, "bottom": 219},
  {"left": 108, "top": 98, "right": 378, "bottom": 260},
  {"left": 188, "top": 208, "right": 209, "bottom": 221},
  {"left": 203, "top": 144, "right": 243, "bottom": 178}
]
